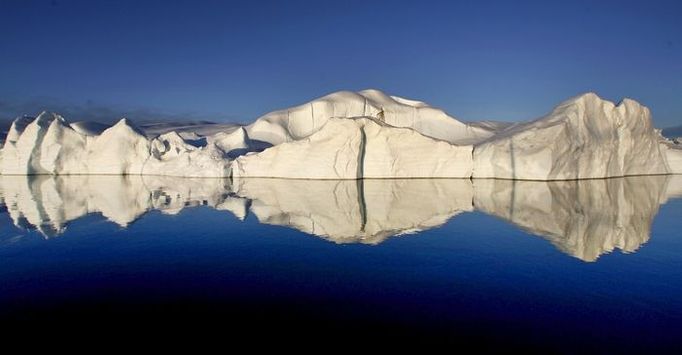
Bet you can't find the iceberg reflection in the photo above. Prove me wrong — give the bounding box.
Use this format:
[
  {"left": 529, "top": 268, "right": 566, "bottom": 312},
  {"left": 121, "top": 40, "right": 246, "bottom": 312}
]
[{"left": 0, "top": 175, "right": 679, "bottom": 261}]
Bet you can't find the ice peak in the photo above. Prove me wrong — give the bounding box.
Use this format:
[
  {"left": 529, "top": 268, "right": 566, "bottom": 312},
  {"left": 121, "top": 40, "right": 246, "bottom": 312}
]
[
  {"left": 563, "top": 92, "right": 606, "bottom": 106},
  {"left": 48, "top": 114, "right": 70, "bottom": 129},
  {"left": 110, "top": 117, "right": 145, "bottom": 136},
  {"left": 34, "top": 111, "right": 61, "bottom": 125},
  {"left": 6, "top": 115, "right": 35, "bottom": 143},
  {"left": 563, "top": 92, "right": 647, "bottom": 111}
]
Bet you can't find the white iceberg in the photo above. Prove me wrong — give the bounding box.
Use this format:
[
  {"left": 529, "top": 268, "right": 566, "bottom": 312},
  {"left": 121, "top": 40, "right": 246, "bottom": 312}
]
[
  {"left": 0, "top": 113, "right": 244, "bottom": 177},
  {"left": 473, "top": 93, "right": 670, "bottom": 179},
  {"left": 0, "top": 90, "right": 679, "bottom": 179}
]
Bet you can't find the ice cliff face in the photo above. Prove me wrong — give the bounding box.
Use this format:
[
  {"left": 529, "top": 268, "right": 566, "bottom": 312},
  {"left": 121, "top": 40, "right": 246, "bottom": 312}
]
[
  {"left": 473, "top": 93, "right": 670, "bottom": 179},
  {"left": 0, "top": 90, "right": 679, "bottom": 179},
  {"left": 233, "top": 117, "right": 472, "bottom": 179}
]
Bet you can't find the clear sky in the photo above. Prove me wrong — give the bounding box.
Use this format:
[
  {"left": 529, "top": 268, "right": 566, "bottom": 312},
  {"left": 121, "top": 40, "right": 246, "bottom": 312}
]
[{"left": 1, "top": 0, "right": 681, "bottom": 127}]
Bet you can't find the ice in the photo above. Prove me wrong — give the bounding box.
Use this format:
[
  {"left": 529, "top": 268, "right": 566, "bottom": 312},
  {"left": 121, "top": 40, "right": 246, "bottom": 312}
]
[
  {"left": 245, "top": 89, "right": 494, "bottom": 146},
  {"left": 233, "top": 117, "right": 472, "bottom": 179},
  {"left": 473, "top": 93, "right": 671, "bottom": 179},
  {"left": 86, "top": 118, "right": 151, "bottom": 175},
  {"left": 0, "top": 90, "right": 679, "bottom": 179},
  {"left": 2, "top": 112, "right": 59, "bottom": 174},
  {"left": 1, "top": 115, "right": 241, "bottom": 177}
]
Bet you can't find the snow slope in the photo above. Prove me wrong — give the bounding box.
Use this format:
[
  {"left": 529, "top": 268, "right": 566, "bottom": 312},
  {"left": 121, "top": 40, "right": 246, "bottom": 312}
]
[
  {"left": 473, "top": 93, "right": 670, "bottom": 179},
  {"left": 246, "top": 89, "right": 494, "bottom": 146}
]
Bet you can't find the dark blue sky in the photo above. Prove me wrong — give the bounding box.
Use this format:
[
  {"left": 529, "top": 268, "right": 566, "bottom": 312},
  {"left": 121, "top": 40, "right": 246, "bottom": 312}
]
[{"left": 1, "top": 0, "right": 681, "bottom": 126}]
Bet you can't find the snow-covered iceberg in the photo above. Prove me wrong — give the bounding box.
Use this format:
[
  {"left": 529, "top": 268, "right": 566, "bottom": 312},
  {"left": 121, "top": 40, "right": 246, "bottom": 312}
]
[{"left": 0, "top": 90, "right": 679, "bottom": 179}]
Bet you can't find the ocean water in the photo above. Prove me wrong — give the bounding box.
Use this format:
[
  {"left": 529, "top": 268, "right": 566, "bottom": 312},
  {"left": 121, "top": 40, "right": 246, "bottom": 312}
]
[{"left": 0, "top": 175, "right": 681, "bottom": 350}]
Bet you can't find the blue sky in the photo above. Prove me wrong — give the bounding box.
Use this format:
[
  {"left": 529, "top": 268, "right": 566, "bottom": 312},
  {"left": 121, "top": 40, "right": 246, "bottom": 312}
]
[{"left": 1, "top": 0, "right": 681, "bottom": 126}]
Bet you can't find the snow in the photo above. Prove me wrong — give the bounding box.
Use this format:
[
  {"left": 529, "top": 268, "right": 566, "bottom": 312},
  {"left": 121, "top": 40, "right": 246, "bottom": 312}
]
[
  {"left": 245, "top": 89, "right": 494, "bottom": 146},
  {"left": 473, "top": 93, "right": 670, "bottom": 179},
  {"left": 0, "top": 90, "right": 679, "bottom": 180}
]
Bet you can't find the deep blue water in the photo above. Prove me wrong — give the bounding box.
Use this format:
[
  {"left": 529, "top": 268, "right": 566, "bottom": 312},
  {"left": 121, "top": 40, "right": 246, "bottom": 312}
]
[{"left": 0, "top": 175, "right": 680, "bottom": 350}]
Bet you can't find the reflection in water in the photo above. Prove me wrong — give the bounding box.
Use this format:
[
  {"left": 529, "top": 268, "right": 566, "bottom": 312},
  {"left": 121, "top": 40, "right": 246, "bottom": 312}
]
[
  {"left": 236, "top": 178, "right": 473, "bottom": 244},
  {"left": 0, "top": 174, "right": 679, "bottom": 261},
  {"left": 474, "top": 177, "right": 670, "bottom": 261}
]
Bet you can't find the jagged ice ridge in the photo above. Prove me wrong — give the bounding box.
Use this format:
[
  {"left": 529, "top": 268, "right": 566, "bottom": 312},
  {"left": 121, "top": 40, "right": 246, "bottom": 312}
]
[{"left": 1, "top": 90, "right": 680, "bottom": 179}]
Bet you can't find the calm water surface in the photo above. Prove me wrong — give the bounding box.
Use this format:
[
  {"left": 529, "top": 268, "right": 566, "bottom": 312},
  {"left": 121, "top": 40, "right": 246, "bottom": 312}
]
[{"left": 0, "top": 175, "right": 681, "bottom": 350}]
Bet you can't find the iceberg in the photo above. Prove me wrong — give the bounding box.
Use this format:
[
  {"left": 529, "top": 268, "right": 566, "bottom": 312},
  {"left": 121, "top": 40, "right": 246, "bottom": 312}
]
[
  {"left": 0, "top": 113, "right": 243, "bottom": 177},
  {"left": 473, "top": 93, "right": 670, "bottom": 179},
  {"left": 0, "top": 90, "right": 679, "bottom": 179}
]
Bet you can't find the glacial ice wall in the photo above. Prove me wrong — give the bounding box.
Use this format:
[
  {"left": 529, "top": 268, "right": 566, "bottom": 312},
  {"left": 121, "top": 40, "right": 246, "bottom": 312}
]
[
  {"left": 0, "top": 90, "right": 679, "bottom": 180},
  {"left": 233, "top": 117, "right": 473, "bottom": 179},
  {"left": 473, "top": 93, "right": 670, "bottom": 179}
]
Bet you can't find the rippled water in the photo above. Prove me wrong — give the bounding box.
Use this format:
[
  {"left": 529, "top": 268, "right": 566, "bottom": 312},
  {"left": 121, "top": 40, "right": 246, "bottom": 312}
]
[{"left": 1, "top": 175, "right": 681, "bottom": 349}]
